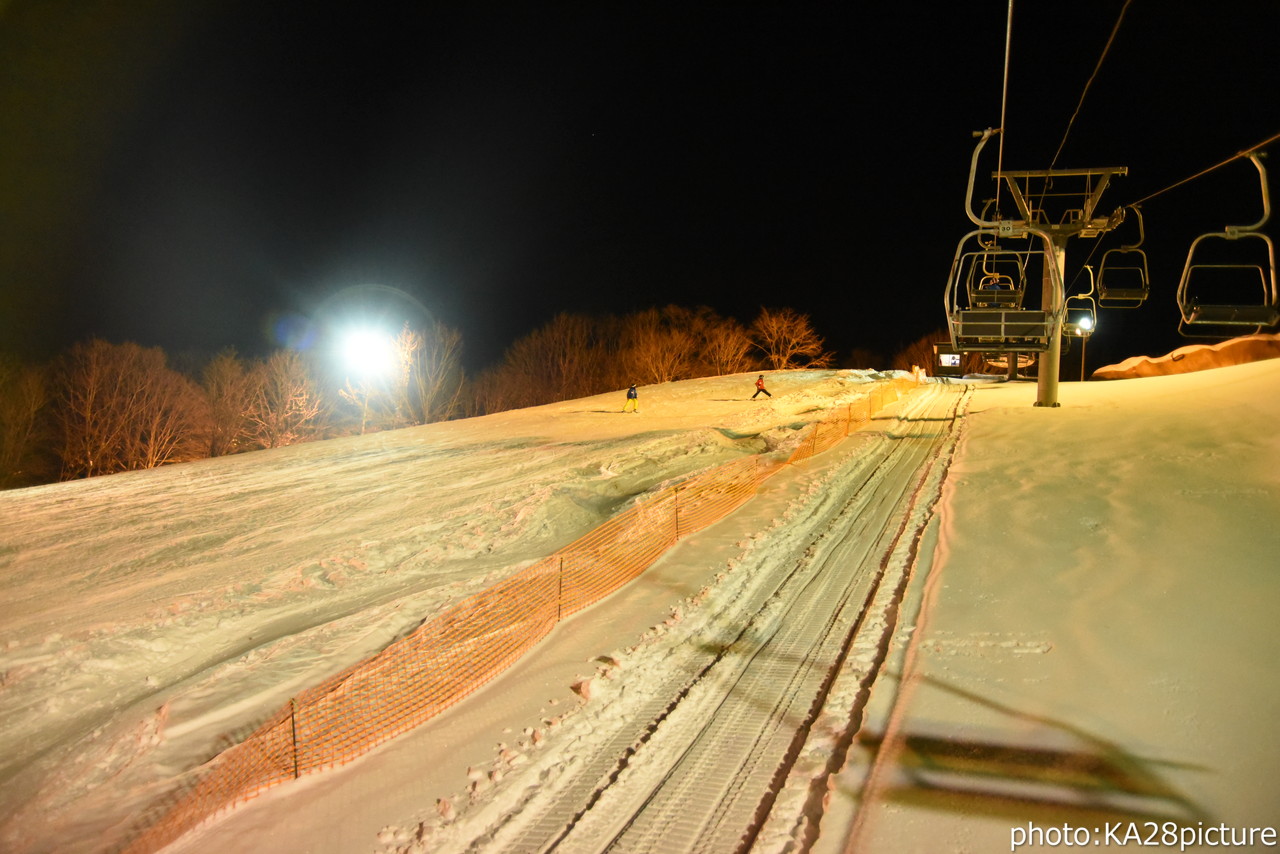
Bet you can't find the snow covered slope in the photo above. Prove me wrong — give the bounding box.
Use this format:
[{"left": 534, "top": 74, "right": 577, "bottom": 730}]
[{"left": 0, "top": 369, "right": 892, "bottom": 853}]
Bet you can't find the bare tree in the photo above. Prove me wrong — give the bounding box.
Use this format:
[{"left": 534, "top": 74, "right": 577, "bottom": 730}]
[
  {"left": 485, "top": 332, "right": 542, "bottom": 412},
  {"left": 699, "top": 315, "right": 756, "bottom": 376},
  {"left": 0, "top": 355, "right": 49, "bottom": 487},
  {"left": 54, "top": 339, "right": 208, "bottom": 478},
  {"left": 469, "top": 312, "right": 629, "bottom": 414},
  {"left": 202, "top": 349, "right": 255, "bottom": 456},
  {"left": 339, "top": 375, "right": 391, "bottom": 435},
  {"left": 343, "top": 321, "right": 467, "bottom": 430},
  {"left": 336, "top": 333, "right": 397, "bottom": 435},
  {"left": 540, "top": 313, "right": 599, "bottom": 401},
  {"left": 388, "top": 323, "right": 421, "bottom": 427},
  {"left": 749, "top": 307, "right": 834, "bottom": 370},
  {"left": 56, "top": 339, "right": 129, "bottom": 477},
  {"left": 466, "top": 305, "right": 836, "bottom": 416},
  {"left": 129, "top": 368, "right": 209, "bottom": 470},
  {"left": 247, "top": 350, "right": 326, "bottom": 448},
  {"left": 494, "top": 313, "right": 599, "bottom": 409},
  {"left": 410, "top": 320, "right": 465, "bottom": 423},
  {"left": 845, "top": 347, "right": 883, "bottom": 370},
  {"left": 619, "top": 307, "right": 695, "bottom": 384},
  {"left": 463, "top": 366, "right": 510, "bottom": 417}
]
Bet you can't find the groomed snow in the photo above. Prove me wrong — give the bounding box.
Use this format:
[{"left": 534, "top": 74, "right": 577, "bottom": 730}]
[
  {"left": 2, "top": 347, "right": 1278, "bottom": 853},
  {"left": 0, "top": 369, "right": 890, "bottom": 853},
  {"left": 837, "top": 348, "right": 1280, "bottom": 853}
]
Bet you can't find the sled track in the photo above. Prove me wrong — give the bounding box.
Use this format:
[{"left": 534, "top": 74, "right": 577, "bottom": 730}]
[{"left": 456, "top": 384, "right": 969, "bottom": 854}]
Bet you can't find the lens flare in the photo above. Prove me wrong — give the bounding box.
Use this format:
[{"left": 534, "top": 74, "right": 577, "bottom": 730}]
[{"left": 341, "top": 328, "right": 397, "bottom": 378}]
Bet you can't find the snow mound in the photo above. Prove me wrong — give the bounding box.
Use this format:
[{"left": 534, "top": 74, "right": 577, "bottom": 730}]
[{"left": 1092, "top": 332, "right": 1280, "bottom": 379}]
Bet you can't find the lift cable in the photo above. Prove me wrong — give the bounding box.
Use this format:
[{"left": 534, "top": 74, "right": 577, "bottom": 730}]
[
  {"left": 1047, "top": 0, "right": 1133, "bottom": 172},
  {"left": 1126, "top": 130, "right": 1280, "bottom": 209},
  {"left": 1000, "top": 0, "right": 1128, "bottom": 296},
  {"left": 994, "top": 0, "right": 1015, "bottom": 219},
  {"left": 1067, "top": 131, "right": 1280, "bottom": 298},
  {"left": 1065, "top": 236, "right": 1107, "bottom": 297}
]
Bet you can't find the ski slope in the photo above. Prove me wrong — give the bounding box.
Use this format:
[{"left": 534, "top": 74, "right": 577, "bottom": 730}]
[
  {"left": 0, "top": 369, "right": 905, "bottom": 852},
  {"left": 3, "top": 348, "right": 1279, "bottom": 853}
]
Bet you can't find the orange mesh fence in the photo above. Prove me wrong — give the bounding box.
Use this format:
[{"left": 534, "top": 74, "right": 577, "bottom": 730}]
[
  {"left": 671, "top": 455, "right": 762, "bottom": 539},
  {"left": 784, "top": 379, "right": 917, "bottom": 465},
  {"left": 557, "top": 488, "right": 678, "bottom": 619},
  {"left": 120, "top": 377, "right": 921, "bottom": 854},
  {"left": 122, "top": 557, "right": 565, "bottom": 853}
]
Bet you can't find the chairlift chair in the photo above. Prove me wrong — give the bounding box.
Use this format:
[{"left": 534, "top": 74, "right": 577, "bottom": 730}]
[
  {"left": 1178, "top": 256, "right": 1279, "bottom": 335},
  {"left": 1061, "top": 267, "right": 1098, "bottom": 354},
  {"left": 1097, "top": 206, "right": 1150, "bottom": 308},
  {"left": 1176, "top": 153, "right": 1279, "bottom": 337},
  {"left": 965, "top": 242, "right": 1028, "bottom": 309},
  {"left": 983, "top": 352, "right": 1036, "bottom": 373},
  {"left": 945, "top": 229, "right": 1059, "bottom": 353}
]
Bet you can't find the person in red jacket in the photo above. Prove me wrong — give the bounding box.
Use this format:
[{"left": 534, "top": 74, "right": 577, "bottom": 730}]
[{"left": 752, "top": 374, "right": 771, "bottom": 399}]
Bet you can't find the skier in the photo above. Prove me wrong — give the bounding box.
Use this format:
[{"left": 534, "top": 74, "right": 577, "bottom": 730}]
[
  {"left": 751, "top": 374, "right": 772, "bottom": 399},
  {"left": 622, "top": 382, "right": 639, "bottom": 413}
]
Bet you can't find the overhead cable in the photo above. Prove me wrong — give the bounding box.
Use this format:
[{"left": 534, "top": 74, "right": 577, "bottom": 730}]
[
  {"left": 1128, "top": 130, "right": 1280, "bottom": 208},
  {"left": 995, "top": 0, "right": 1014, "bottom": 218},
  {"left": 1048, "top": 0, "right": 1133, "bottom": 171}
]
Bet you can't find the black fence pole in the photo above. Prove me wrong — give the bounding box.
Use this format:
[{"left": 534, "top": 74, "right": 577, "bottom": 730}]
[{"left": 290, "top": 699, "right": 300, "bottom": 779}]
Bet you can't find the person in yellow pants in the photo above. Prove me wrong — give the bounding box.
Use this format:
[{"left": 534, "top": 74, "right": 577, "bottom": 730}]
[{"left": 622, "top": 383, "right": 639, "bottom": 412}]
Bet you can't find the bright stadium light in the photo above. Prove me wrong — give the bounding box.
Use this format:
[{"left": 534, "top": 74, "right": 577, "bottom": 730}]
[
  {"left": 1063, "top": 314, "right": 1095, "bottom": 339},
  {"left": 340, "top": 327, "right": 397, "bottom": 378},
  {"left": 1061, "top": 313, "right": 1096, "bottom": 382},
  {"left": 337, "top": 326, "right": 399, "bottom": 435}
]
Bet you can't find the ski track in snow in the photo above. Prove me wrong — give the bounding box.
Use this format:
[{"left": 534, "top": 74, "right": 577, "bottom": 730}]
[
  {"left": 0, "top": 369, "right": 897, "bottom": 854},
  {"left": 9, "top": 351, "right": 1278, "bottom": 854},
  {"left": 373, "top": 383, "right": 967, "bottom": 853}
]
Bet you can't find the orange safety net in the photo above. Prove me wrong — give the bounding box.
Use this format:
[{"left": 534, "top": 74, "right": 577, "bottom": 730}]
[{"left": 120, "top": 378, "right": 920, "bottom": 854}]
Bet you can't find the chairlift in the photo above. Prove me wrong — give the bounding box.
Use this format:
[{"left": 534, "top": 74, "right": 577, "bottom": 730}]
[
  {"left": 948, "top": 127, "right": 1123, "bottom": 407},
  {"left": 1061, "top": 266, "right": 1098, "bottom": 354},
  {"left": 983, "top": 353, "right": 1036, "bottom": 373},
  {"left": 945, "top": 229, "right": 1061, "bottom": 353},
  {"left": 1176, "top": 152, "right": 1279, "bottom": 337},
  {"left": 965, "top": 237, "right": 1029, "bottom": 309},
  {"left": 1097, "top": 206, "right": 1150, "bottom": 308}
]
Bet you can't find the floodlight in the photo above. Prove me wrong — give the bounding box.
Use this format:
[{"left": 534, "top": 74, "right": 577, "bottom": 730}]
[
  {"left": 1063, "top": 314, "right": 1095, "bottom": 339},
  {"left": 341, "top": 328, "right": 397, "bottom": 378}
]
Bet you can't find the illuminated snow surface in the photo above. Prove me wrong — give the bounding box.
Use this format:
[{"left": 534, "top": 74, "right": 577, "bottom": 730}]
[{"left": 1, "top": 342, "right": 1278, "bottom": 853}]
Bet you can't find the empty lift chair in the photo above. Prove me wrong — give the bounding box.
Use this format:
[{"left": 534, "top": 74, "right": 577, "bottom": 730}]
[
  {"left": 1060, "top": 266, "right": 1098, "bottom": 375},
  {"left": 1177, "top": 152, "right": 1279, "bottom": 337},
  {"left": 1097, "top": 206, "right": 1150, "bottom": 308}
]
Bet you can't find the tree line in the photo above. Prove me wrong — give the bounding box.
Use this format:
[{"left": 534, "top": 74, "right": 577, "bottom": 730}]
[
  {"left": 0, "top": 316, "right": 467, "bottom": 488},
  {"left": 0, "top": 305, "right": 949, "bottom": 489},
  {"left": 467, "top": 305, "right": 831, "bottom": 413}
]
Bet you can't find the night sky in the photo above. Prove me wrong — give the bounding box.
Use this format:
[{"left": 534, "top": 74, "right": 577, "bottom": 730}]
[{"left": 2, "top": 1, "right": 1277, "bottom": 374}]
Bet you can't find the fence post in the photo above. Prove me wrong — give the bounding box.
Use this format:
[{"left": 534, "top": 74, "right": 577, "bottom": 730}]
[
  {"left": 673, "top": 486, "right": 681, "bottom": 539},
  {"left": 557, "top": 556, "right": 564, "bottom": 622},
  {"left": 290, "top": 699, "right": 300, "bottom": 779}
]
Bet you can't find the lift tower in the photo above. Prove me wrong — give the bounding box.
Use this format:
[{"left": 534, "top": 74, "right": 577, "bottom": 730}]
[{"left": 946, "top": 128, "right": 1127, "bottom": 407}]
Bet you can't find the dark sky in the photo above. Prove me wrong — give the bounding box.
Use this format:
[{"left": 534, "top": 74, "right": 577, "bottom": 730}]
[{"left": 2, "top": 1, "right": 1277, "bottom": 374}]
